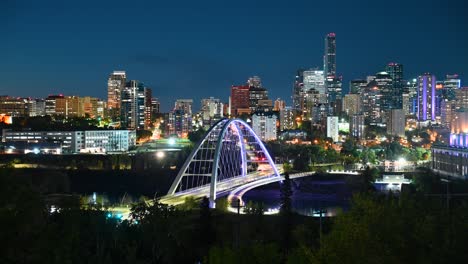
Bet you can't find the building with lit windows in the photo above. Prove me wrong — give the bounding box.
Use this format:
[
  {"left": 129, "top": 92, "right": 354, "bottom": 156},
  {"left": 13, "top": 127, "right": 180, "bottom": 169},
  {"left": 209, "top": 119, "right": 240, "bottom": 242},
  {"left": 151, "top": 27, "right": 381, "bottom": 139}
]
[
  {"left": 251, "top": 111, "right": 278, "bottom": 141},
  {"left": 417, "top": 73, "right": 436, "bottom": 122},
  {"left": 350, "top": 114, "right": 365, "bottom": 140},
  {"left": 174, "top": 99, "right": 193, "bottom": 116},
  {"left": 324, "top": 33, "right": 336, "bottom": 78},
  {"left": 45, "top": 94, "right": 64, "bottom": 116},
  {"left": 0, "top": 96, "right": 29, "bottom": 117},
  {"left": 387, "top": 109, "right": 405, "bottom": 137},
  {"left": 83, "top": 130, "right": 136, "bottom": 153},
  {"left": 280, "top": 106, "right": 295, "bottom": 131},
  {"left": 120, "top": 80, "right": 147, "bottom": 129},
  {"left": 3, "top": 129, "right": 135, "bottom": 154},
  {"left": 230, "top": 85, "right": 250, "bottom": 116},
  {"left": 327, "top": 116, "right": 339, "bottom": 142},
  {"left": 342, "top": 94, "right": 361, "bottom": 116},
  {"left": 107, "top": 71, "right": 126, "bottom": 119}
]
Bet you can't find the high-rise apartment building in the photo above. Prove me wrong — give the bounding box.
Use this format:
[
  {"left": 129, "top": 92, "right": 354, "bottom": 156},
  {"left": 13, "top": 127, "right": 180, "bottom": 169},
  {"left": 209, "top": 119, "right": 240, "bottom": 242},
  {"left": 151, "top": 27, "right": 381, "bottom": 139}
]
[
  {"left": 417, "top": 74, "right": 436, "bottom": 122},
  {"left": 280, "top": 106, "right": 295, "bottom": 131},
  {"left": 251, "top": 112, "right": 278, "bottom": 141},
  {"left": 120, "top": 80, "right": 146, "bottom": 129},
  {"left": 174, "top": 99, "right": 193, "bottom": 116},
  {"left": 350, "top": 114, "right": 365, "bottom": 140},
  {"left": 107, "top": 71, "right": 126, "bottom": 119},
  {"left": 201, "top": 97, "right": 223, "bottom": 123}
]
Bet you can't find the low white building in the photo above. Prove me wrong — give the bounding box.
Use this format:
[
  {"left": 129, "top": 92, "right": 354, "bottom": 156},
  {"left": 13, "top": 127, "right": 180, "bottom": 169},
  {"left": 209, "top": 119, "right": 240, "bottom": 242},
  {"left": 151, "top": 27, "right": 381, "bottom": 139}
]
[{"left": 3, "top": 129, "right": 135, "bottom": 154}]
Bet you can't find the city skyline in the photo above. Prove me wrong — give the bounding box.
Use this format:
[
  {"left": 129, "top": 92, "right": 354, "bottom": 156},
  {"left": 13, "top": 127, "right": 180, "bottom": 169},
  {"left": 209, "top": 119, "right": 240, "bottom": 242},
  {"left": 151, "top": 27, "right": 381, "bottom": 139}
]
[{"left": 1, "top": 0, "right": 467, "bottom": 111}]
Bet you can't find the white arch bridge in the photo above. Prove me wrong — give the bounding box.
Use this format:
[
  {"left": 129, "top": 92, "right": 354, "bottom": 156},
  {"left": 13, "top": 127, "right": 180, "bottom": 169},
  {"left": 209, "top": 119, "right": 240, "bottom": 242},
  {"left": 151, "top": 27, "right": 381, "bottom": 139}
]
[
  {"left": 159, "top": 118, "right": 280, "bottom": 208},
  {"left": 159, "top": 118, "right": 359, "bottom": 208}
]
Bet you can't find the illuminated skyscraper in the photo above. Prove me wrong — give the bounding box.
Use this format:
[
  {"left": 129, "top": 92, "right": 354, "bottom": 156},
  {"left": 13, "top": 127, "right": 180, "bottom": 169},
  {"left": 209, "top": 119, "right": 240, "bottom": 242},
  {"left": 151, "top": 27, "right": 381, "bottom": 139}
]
[
  {"left": 324, "top": 33, "right": 336, "bottom": 78},
  {"left": 107, "top": 71, "right": 126, "bottom": 119},
  {"left": 417, "top": 74, "right": 436, "bottom": 122},
  {"left": 385, "top": 62, "right": 404, "bottom": 109},
  {"left": 120, "top": 80, "right": 146, "bottom": 129}
]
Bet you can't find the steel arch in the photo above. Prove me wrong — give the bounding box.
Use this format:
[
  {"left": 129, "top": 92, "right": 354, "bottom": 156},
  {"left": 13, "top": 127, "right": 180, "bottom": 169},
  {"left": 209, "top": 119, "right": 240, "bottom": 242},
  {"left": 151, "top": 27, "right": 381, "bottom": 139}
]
[{"left": 167, "top": 118, "right": 279, "bottom": 207}]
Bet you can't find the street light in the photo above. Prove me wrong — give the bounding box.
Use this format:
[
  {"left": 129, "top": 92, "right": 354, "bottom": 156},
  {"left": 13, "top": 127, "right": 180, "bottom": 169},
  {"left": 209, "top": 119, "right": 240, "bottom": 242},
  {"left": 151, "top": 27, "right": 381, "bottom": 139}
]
[{"left": 156, "top": 151, "right": 165, "bottom": 159}]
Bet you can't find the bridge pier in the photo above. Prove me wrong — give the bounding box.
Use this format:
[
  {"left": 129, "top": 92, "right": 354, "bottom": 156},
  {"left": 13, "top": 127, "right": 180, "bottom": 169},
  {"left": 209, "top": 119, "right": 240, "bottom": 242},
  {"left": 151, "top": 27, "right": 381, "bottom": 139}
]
[{"left": 209, "top": 199, "right": 216, "bottom": 209}]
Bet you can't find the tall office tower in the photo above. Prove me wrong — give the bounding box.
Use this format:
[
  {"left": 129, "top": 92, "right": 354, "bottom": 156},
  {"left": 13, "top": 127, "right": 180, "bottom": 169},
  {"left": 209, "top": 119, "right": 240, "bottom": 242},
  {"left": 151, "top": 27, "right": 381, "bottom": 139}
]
[
  {"left": 375, "top": 71, "right": 394, "bottom": 112},
  {"left": 342, "top": 94, "right": 361, "bottom": 116},
  {"left": 402, "top": 93, "right": 410, "bottom": 115},
  {"left": 151, "top": 98, "right": 160, "bottom": 115},
  {"left": 405, "top": 78, "right": 418, "bottom": 114},
  {"left": 249, "top": 86, "right": 269, "bottom": 112},
  {"left": 107, "top": 71, "right": 126, "bottom": 119},
  {"left": 362, "top": 79, "right": 383, "bottom": 125},
  {"left": 350, "top": 114, "right": 365, "bottom": 140},
  {"left": 385, "top": 62, "right": 404, "bottom": 109},
  {"left": 201, "top": 97, "right": 223, "bottom": 123},
  {"left": 273, "top": 98, "right": 286, "bottom": 111},
  {"left": 326, "top": 116, "right": 339, "bottom": 142},
  {"left": 144, "top": 88, "right": 152, "bottom": 129},
  {"left": 45, "top": 94, "right": 64, "bottom": 116},
  {"left": 174, "top": 99, "right": 193, "bottom": 116},
  {"left": 120, "top": 80, "right": 146, "bottom": 129},
  {"left": 441, "top": 99, "right": 457, "bottom": 129},
  {"left": 303, "top": 69, "right": 327, "bottom": 121},
  {"left": 280, "top": 106, "right": 295, "bottom": 131},
  {"left": 247, "top": 76, "right": 262, "bottom": 88},
  {"left": 292, "top": 69, "right": 305, "bottom": 111},
  {"left": 230, "top": 85, "right": 250, "bottom": 116},
  {"left": 417, "top": 74, "right": 436, "bottom": 122},
  {"left": 327, "top": 76, "right": 343, "bottom": 114},
  {"left": 324, "top": 33, "right": 336, "bottom": 78},
  {"left": 350, "top": 79, "right": 367, "bottom": 94},
  {"left": 387, "top": 109, "right": 405, "bottom": 137}
]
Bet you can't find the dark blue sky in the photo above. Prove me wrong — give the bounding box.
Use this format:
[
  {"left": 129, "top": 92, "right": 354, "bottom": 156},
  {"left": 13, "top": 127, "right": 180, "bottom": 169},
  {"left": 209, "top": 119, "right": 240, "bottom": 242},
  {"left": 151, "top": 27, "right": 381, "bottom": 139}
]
[{"left": 1, "top": 0, "right": 467, "bottom": 111}]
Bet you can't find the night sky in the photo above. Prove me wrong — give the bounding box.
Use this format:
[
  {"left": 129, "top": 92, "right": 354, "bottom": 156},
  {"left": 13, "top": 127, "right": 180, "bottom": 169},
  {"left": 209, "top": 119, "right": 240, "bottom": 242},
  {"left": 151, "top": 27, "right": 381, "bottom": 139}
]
[{"left": 1, "top": 0, "right": 467, "bottom": 111}]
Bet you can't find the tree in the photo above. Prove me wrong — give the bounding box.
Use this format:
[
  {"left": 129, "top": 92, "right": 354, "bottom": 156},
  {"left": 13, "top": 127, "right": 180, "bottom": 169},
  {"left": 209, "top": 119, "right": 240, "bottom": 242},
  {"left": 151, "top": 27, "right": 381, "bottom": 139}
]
[
  {"left": 188, "top": 128, "right": 206, "bottom": 144},
  {"left": 280, "top": 172, "right": 293, "bottom": 215},
  {"left": 279, "top": 172, "right": 293, "bottom": 258}
]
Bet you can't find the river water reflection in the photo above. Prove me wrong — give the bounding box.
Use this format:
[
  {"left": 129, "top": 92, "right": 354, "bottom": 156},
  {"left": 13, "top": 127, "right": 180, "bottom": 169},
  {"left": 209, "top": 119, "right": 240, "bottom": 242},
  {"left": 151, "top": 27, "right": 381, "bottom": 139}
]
[{"left": 242, "top": 177, "right": 353, "bottom": 217}]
